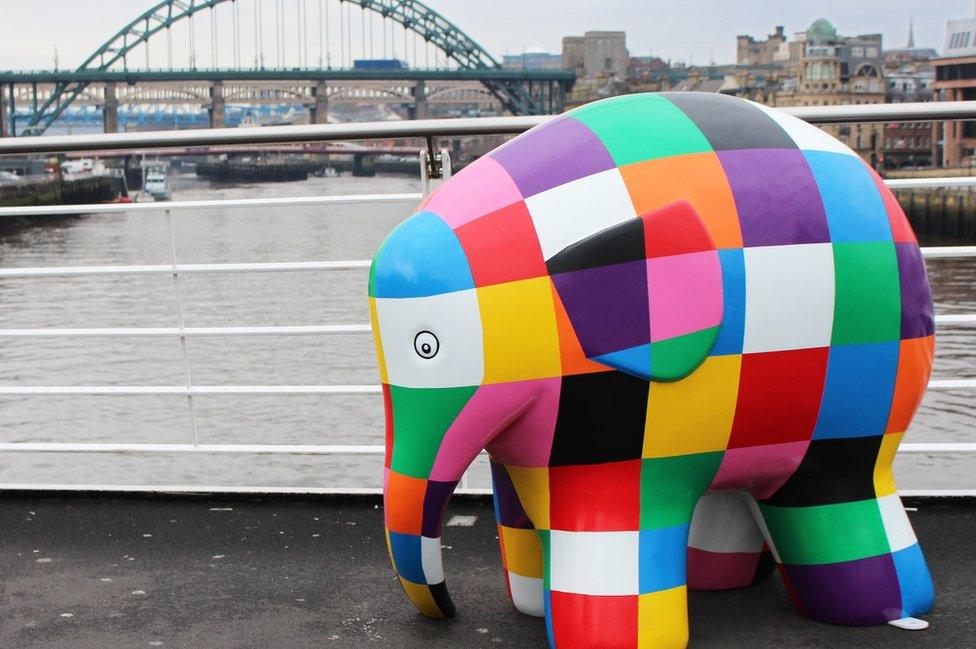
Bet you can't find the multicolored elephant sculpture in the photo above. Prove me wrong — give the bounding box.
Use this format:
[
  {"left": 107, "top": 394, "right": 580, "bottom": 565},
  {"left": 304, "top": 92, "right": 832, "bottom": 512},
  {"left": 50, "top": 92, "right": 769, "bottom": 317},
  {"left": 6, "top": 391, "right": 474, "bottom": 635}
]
[{"left": 369, "top": 92, "right": 935, "bottom": 648}]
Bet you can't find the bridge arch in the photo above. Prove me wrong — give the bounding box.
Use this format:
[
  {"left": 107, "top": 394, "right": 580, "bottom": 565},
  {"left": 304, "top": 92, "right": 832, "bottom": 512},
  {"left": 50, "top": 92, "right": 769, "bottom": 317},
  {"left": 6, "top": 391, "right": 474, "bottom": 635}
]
[{"left": 23, "top": 0, "right": 547, "bottom": 134}]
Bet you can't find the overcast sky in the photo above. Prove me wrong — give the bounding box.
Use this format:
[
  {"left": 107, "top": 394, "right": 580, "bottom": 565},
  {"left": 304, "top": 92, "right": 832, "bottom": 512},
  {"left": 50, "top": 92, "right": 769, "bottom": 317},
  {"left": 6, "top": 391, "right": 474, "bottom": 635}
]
[{"left": 1, "top": 0, "right": 973, "bottom": 70}]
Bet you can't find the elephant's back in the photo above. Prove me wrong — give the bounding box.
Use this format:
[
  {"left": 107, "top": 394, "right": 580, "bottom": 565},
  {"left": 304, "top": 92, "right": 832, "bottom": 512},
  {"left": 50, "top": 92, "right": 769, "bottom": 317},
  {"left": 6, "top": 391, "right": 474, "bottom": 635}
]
[{"left": 416, "top": 91, "right": 933, "bottom": 347}]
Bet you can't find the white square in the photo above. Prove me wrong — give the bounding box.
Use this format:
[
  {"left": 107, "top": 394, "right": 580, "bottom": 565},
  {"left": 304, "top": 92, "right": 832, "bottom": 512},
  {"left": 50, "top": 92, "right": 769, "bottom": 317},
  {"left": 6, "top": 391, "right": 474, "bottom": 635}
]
[
  {"left": 421, "top": 535, "right": 444, "bottom": 584},
  {"left": 877, "top": 494, "right": 918, "bottom": 553},
  {"left": 749, "top": 101, "right": 860, "bottom": 157},
  {"left": 525, "top": 168, "right": 637, "bottom": 260},
  {"left": 374, "top": 290, "right": 484, "bottom": 388},
  {"left": 549, "top": 530, "right": 639, "bottom": 596},
  {"left": 507, "top": 572, "right": 545, "bottom": 617},
  {"left": 743, "top": 243, "right": 835, "bottom": 354}
]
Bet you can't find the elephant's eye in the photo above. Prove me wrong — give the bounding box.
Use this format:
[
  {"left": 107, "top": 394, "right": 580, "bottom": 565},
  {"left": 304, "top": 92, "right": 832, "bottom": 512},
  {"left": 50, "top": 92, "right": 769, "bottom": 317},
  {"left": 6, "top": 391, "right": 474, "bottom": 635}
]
[{"left": 413, "top": 331, "right": 439, "bottom": 359}]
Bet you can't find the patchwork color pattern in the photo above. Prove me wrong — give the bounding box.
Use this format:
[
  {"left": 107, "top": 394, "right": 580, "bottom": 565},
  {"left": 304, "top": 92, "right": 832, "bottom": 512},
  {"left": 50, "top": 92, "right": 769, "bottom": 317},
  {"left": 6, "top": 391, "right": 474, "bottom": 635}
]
[{"left": 370, "top": 92, "right": 935, "bottom": 648}]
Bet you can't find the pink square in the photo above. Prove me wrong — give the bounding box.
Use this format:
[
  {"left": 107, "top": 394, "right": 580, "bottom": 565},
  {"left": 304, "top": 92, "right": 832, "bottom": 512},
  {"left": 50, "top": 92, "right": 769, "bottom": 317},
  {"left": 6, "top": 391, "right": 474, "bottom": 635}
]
[
  {"left": 430, "top": 378, "right": 560, "bottom": 480},
  {"left": 423, "top": 156, "right": 524, "bottom": 229},
  {"left": 647, "top": 250, "right": 723, "bottom": 342},
  {"left": 709, "top": 440, "right": 809, "bottom": 500}
]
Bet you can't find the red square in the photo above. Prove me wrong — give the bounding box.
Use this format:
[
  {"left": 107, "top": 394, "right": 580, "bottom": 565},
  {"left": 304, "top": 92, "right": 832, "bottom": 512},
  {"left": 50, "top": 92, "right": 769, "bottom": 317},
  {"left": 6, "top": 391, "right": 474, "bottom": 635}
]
[
  {"left": 642, "top": 200, "right": 715, "bottom": 259},
  {"left": 549, "top": 460, "right": 641, "bottom": 531},
  {"left": 454, "top": 202, "right": 548, "bottom": 287},
  {"left": 728, "top": 347, "right": 829, "bottom": 448},
  {"left": 550, "top": 591, "right": 638, "bottom": 648},
  {"left": 869, "top": 168, "right": 916, "bottom": 244}
]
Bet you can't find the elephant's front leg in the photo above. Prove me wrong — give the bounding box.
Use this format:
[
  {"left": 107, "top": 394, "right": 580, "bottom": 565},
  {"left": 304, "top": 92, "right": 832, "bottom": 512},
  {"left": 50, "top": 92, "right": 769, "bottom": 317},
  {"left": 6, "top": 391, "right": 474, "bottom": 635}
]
[
  {"left": 490, "top": 459, "right": 545, "bottom": 617},
  {"left": 544, "top": 454, "right": 720, "bottom": 649}
]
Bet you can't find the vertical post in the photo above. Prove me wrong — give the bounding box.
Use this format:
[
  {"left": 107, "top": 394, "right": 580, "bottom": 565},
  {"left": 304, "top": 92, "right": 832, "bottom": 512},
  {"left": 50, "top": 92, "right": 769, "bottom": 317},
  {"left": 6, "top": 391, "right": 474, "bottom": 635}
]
[
  {"left": 209, "top": 80, "right": 225, "bottom": 128},
  {"left": 8, "top": 83, "right": 17, "bottom": 137},
  {"left": 165, "top": 209, "right": 200, "bottom": 447},
  {"left": 0, "top": 85, "right": 7, "bottom": 138},
  {"left": 103, "top": 82, "right": 120, "bottom": 134},
  {"left": 311, "top": 79, "right": 328, "bottom": 123}
]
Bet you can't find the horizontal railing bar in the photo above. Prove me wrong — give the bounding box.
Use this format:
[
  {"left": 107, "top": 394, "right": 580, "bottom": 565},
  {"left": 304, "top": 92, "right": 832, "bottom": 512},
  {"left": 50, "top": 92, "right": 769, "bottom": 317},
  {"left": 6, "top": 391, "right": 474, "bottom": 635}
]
[
  {"left": 0, "top": 385, "right": 382, "bottom": 396},
  {"left": 0, "top": 179, "right": 967, "bottom": 220},
  {"left": 884, "top": 177, "right": 976, "bottom": 190},
  {"left": 0, "top": 193, "right": 423, "bottom": 218},
  {"left": 0, "top": 260, "right": 371, "bottom": 278},
  {"left": 0, "top": 483, "right": 967, "bottom": 497},
  {"left": 921, "top": 246, "right": 976, "bottom": 258},
  {"left": 4, "top": 102, "right": 976, "bottom": 156},
  {"left": 935, "top": 314, "right": 976, "bottom": 325},
  {"left": 0, "top": 443, "right": 383, "bottom": 454},
  {"left": 0, "top": 324, "right": 372, "bottom": 338},
  {"left": 4, "top": 316, "right": 975, "bottom": 340},
  {"left": 0, "top": 246, "right": 970, "bottom": 279},
  {"left": 0, "top": 379, "right": 970, "bottom": 396},
  {"left": 0, "top": 442, "right": 968, "bottom": 455}
]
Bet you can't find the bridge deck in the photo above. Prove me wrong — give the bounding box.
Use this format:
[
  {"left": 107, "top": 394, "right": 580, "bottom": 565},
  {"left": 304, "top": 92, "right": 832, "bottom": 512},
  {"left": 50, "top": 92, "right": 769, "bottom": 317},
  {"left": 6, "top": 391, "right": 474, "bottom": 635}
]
[{"left": 1, "top": 494, "right": 972, "bottom": 648}]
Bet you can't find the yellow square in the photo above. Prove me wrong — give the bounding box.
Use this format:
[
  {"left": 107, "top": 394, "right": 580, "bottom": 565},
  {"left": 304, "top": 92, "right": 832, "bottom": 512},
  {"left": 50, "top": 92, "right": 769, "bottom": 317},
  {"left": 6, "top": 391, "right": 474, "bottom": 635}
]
[
  {"left": 399, "top": 578, "right": 446, "bottom": 619},
  {"left": 478, "top": 277, "right": 562, "bottom": 383},
  {"left": 874, "top": 431, "right": 904, "bottom": 497},
  {"left": 638, "top": 586, "right": 689, "bottom": 648},
  {"left": 643, "top": 355, "right": 741, "bottom": 458},
  {"left": 505, "top": 465, "right": 550, "bottom": 529},
  {"left": 500, "top": 525, "right": 543, "bottom": 578},
  {"left": 369, "top": 298, "right": 388, "bottom": 384}
]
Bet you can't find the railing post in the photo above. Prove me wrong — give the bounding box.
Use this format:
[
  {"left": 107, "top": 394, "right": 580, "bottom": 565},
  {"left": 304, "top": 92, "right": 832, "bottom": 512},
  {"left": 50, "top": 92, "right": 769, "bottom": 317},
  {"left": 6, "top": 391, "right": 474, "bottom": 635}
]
[{"left": 165, "top": 208, "right": 200, "bottom": 446}]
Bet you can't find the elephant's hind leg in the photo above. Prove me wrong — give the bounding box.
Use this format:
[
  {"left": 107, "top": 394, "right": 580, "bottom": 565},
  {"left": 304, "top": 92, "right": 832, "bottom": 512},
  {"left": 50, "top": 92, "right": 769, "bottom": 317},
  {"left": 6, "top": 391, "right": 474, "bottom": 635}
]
[
  {"left": 687, "top": 491, "right": 775, "bottom": 590},
  {"left": 757, "top": 435, "right": 934, "bottom": 625},
  {"left": 489, "top": 459, "right": 545, "bottom": 617}
]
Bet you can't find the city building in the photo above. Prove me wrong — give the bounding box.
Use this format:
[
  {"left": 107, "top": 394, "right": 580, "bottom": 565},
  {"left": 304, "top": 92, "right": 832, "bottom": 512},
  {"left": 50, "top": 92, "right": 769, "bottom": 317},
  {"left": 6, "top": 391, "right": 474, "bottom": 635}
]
[
  {"left": 933, "top": 15, "right": 976, "bottom": 165},
  {"left": 736, "top": 26, "right": 787, "bottom": 66},
  {"left": 562, "top": 31, "right": 629, "bottom": 80},
  {"left": 884, "top": 20, "right": 938, "bottom": 69}
]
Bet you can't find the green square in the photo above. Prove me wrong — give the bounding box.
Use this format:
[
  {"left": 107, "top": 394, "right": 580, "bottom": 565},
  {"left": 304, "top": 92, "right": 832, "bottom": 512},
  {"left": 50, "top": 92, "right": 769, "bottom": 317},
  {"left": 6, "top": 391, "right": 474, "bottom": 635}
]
[
  {"left": 650, "top": 326, "right": 720, "bottom": 382},
  {"left": 571, "top": 94, "right": 712, "bottom": 166},
  {"left": 759, "top": 499, "right": 891, "bottom": 565},
  {"left": 832, "top": 242, "right": 901, "bottom": 345},
  {"left": 389, "top": 385, "right": 477, "bottom": 479},
  {"left": 640, "top": 452, "right": 724, "bottom": 529}
]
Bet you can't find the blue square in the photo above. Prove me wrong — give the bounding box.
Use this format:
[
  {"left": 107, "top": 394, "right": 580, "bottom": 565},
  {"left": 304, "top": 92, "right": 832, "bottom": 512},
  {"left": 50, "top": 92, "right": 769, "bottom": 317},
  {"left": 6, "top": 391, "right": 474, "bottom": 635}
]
[
  {"left": 813, "top": 341, "right": 899, "bottom": 439},
  {"left": 711, "top": 248, "right": 745, "bottom": 355},
  {"left": 638, "top": 523, "right": 689, "bottom": 593},
  {"left": 387, "top": 531, "right": 425, "bottom": 584},
  {"left": 892, "top": 544, "right": 934, "bottom": 617},
  {"left": 805, "top": 151, "right": 892, "bottom": 243}
]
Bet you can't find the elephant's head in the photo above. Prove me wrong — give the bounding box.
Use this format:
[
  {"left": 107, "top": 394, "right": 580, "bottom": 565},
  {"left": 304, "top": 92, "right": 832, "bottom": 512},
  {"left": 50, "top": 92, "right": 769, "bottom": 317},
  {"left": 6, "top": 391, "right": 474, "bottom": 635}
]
[{"left": 369, "top": 171, "right": 723, "bottom": 618}]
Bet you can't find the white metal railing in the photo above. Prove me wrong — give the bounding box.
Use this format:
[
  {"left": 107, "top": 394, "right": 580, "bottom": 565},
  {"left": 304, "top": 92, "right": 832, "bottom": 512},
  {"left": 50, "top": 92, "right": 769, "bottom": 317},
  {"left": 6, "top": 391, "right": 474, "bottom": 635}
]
[{"left": 1, "top": 102, "right": 976, "bottom": 496}]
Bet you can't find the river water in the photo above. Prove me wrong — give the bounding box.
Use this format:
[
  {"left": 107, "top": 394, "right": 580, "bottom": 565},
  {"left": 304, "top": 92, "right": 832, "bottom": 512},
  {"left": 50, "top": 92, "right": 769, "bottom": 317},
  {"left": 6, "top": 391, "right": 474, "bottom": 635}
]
[{"left": 0, "top": 173, "right": 973, "bottom": 491}]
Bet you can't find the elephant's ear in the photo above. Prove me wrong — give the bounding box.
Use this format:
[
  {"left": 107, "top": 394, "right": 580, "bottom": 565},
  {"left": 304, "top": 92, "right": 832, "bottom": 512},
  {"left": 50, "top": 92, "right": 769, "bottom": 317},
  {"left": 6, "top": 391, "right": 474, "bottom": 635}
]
[{"left": 548, "top": 200, "right": 723, "bottom": 382}]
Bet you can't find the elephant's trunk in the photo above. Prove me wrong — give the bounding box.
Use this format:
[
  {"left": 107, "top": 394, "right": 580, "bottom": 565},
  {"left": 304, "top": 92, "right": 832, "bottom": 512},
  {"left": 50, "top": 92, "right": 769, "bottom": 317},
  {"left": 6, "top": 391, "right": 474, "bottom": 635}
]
[{"left": 381, "top": 381, "right": 545, "bottom": 619}]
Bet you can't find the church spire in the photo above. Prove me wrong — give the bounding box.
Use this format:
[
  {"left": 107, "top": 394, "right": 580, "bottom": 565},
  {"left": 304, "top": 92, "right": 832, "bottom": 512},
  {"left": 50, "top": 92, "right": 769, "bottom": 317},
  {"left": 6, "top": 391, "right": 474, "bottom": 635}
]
[{"left": 907, "top": 16, "right": 915, "bottom": 48}]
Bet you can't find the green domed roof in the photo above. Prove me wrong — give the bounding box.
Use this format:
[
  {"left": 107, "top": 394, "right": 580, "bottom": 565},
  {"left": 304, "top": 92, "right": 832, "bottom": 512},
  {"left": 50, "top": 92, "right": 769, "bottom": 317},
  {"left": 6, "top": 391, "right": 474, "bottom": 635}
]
[{"left": 807, "top": 18, "right": 838, "bottom": 43}]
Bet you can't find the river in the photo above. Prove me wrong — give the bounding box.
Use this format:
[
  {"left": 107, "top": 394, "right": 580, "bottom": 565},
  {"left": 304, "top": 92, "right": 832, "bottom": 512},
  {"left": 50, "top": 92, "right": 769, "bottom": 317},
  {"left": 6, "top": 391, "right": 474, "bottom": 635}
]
[{"left": 0, "top": 173, "right": 972, "bottom": 491}]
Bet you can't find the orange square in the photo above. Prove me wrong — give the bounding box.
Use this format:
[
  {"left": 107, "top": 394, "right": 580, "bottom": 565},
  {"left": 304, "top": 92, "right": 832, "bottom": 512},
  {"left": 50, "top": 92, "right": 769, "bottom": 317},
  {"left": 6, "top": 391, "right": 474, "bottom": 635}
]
[
  {"left": 886, "top": 335, "right": 934, "bottom": 433},
  {"left": 384, "top": 471, "right": 427, "bottom": 535},
  {"left": 620, "top": 152, "right": 743, "bottom": 249}
]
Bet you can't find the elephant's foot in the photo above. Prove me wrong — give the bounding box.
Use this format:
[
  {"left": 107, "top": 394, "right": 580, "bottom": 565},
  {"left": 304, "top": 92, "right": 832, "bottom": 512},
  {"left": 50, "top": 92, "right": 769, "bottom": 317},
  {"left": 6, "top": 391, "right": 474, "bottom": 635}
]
[
  {"left": 546, "top": 587, "right": 689, "bottom": 649},
  {"left": 759, "top": 489, "right": 934, "bottom": 625}
]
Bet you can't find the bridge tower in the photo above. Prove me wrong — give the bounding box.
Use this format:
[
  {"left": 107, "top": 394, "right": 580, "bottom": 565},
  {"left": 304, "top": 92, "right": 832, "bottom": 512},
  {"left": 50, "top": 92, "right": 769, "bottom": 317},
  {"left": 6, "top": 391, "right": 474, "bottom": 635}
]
[
  {"left": 310, "top": 81, "right": 328, "bottom": 125},
  {"left": 209, "top": 81, "right": 226, "bottom": 129},
  {"left": 410, "top": 80, "right": 428, "bottom": 120},
  {"left": 102, "top": 83, "right": 119, "bottom": 134}
]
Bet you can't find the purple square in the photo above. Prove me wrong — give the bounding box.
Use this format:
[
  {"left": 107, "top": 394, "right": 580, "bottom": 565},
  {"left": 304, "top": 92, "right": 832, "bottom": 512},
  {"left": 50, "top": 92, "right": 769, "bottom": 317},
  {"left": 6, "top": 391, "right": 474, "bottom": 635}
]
[
  {"left": 896, "top": 243, "right": 934, "bottom": 339},
  {"left": 491, "top": 117, "right": 615, "bottom": 198},
  {"left": 719, "top": 149, "right": 830, "bottom": 247},
  {"left": 785, "top": 553, "right": 902, "bottom": 625},
  {"left": 551, "top": 260, "right": 649, "bottom": 359}
]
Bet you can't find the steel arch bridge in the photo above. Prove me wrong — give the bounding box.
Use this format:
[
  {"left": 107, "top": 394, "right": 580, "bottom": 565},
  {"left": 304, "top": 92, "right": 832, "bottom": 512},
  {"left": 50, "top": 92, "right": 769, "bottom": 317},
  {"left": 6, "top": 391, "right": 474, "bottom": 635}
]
[{"left": 19, "top": 0, "right": 565, "bottom": 135}]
